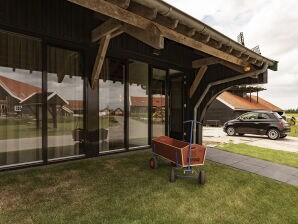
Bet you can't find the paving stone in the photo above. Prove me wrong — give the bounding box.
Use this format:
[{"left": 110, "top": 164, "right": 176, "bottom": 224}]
[
  {"left": 286, "top": 177, "right": 298, "bottom": 187},
  {"left": 242, "top": 157, "right": 271, "bottom": 168},
  {"left": 255, "top": 168, "right": 293, "bottom": 183},
  {"left": 230, "top": 161, "right": 263, "bottom": 173},
  {"left": 206, "top": 147, "right": 298, "bottom": 187}
]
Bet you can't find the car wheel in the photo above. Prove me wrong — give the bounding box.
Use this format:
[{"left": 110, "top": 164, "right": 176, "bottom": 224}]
[
  {"left": 280, "top": 134, "right": 287, "bottom": 139},
  {"left": 226, "top": 126, "right": 236, "bottom": 136},
  {"left": 267, "top": 128, "right": 280, "bottom": 140}
]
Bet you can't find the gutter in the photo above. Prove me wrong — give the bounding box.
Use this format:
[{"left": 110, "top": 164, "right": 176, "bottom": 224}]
[
  {"left": 192, "top": 63, "right": 269, "bottom": 143},
  {"left": 133, "top": 0, "right": 277, "bottom": 71}
]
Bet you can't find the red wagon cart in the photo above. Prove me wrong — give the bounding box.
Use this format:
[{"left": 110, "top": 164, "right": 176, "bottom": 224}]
[{"left": 150, "top": 120, "right": 207, "bottom": 185}]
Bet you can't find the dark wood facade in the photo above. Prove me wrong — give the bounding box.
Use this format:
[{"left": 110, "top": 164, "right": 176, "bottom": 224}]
[{"left": 0, "top": 0, "right": 275, "bottom": 170}]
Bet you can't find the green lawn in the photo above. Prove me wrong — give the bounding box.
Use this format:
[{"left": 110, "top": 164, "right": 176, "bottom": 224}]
[
  {"left": 218, "top": 143, "right": 298, "bottom": 168},
  {"left": 0, "top": 150, "right": 297, "bottom": 224},
  {"left": 0, "top": 116, "right": 83, "bottom": 140}
]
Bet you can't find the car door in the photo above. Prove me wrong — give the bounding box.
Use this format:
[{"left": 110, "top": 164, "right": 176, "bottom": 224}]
[
  {"left": 237, "top": 112, "right": 259, "bottom": 134},
  {"left": 255, "top": 112, "right": 272, "bottom": 135}
]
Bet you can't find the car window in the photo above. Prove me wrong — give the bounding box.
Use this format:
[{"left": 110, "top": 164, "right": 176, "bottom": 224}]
[
  {"left": 258, "top": 113, "right": 270, "bottom": 120},
  {"left": 240, "top": 112, "right": 258, "bottom": 120},
  {"left": 273, "top": 112, "right": 283, "bottom": 120}
]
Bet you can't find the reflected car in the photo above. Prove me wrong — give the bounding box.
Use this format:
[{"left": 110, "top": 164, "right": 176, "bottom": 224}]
[{"left": 223, "top": 111, "right": 291, "bottom": 140}]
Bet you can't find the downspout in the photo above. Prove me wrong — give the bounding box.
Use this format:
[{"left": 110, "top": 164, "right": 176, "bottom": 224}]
[{"left": 192, "top": 64, "right": 268, "bottom": 143}]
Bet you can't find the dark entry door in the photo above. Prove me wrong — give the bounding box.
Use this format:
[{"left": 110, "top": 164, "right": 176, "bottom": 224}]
[{"left": 169, "top": 74, "right": 184, "bottom": 139}]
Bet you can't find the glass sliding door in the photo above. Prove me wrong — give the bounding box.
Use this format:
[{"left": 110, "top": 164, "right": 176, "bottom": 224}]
[
  {"left": 128, "top": 60, "right": 149, "bottom": 147},
  {"left": 0, "top": 30, "right": 42, "bottom": 167},
  {"left": 99, "top": 58, "right": 125, "bottom": 152},
  {"left": 47, "top": 46, "right": 84, "bottom": 160},
  {"left": 151, "top": 68, "right": 167, "bottom": 138}
]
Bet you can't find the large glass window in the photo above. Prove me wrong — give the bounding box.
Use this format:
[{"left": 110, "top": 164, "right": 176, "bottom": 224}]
[
  {"left": 0, "top": 30, "right": 42, "bottom": 167},
  {"left": 128, "top": 60, "right": 149, "bottom": 147},
  {"left": 99, "top": 59, "right": 125, "bottom": 152},
  {"left": 151, "top": 68, "right": 167, "bottom": 138},
  {"left": 47, "top": 46, "right": 84, "bottom": 160}
]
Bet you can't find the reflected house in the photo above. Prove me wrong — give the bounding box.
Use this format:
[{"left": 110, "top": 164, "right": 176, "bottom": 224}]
[
  {"left": 0, "top": 75, "right": 74, "bottom": 127},
  {"left": 66, "top": 100, "right": 84, "bottom": 116},
  {"left": 0, "top": 0, "right": 278, "bottom": 170},
  {"left": 111, "top": 108, "right": 124, "bottom": 116},
  {"left": 130, "top": 96, "right": 165, "bottom": 121},
  {"left": 99, "top": 107, "right": 111, "bottom": 116},
  {"left": 0, "top": 75, "right": 41, "bottom": 116}
]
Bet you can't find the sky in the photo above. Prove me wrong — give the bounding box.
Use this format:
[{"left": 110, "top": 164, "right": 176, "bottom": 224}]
[{"left": 164, "top": 0, "right": 298, "bottom": 110}]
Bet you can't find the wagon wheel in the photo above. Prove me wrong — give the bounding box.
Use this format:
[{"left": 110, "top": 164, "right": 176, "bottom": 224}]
[
  {"left": 169, "top": 167, "right": 176, "bottom": 182},
  {"left": 149, "top": 157, "right": 158, "bottom": 169},
  {"left": 198, "top": 170, "right": 206, "bottom": 185}
]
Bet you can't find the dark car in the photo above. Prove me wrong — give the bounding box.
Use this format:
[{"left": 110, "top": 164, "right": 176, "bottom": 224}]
[{"left": 223, "top": 111, "right": 291, "bottom": 140}]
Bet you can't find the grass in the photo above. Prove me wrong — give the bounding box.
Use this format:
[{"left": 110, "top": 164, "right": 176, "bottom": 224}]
[
  {"left": 0, "top": 150, "right": 297, "bottom": 224},
  {"left": 0, "top": 116, "right": 83, "bottom": 140},
  {"left": 218, "top": 143, "right": 298, "bottom": 168}
]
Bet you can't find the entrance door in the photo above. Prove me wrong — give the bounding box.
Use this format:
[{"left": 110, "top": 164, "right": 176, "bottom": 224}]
[{"left": 169, "top": 72, "right": 184, "bottom": 139}]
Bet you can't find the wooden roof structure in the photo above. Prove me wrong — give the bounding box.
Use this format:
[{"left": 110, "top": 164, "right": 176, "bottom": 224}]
[{"left": 67, "top": 0, "right": 278, "bottom": 89}]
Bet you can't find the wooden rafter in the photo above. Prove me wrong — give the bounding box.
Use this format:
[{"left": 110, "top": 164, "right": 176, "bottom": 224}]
[
  {"left": 92, "top": 19, "right": 123, "bottom": 43},
  {"left": 67, "top": 0, "right": 249, "bottom": 67},
  {"left": 189, "top": 65, "right": 208, "bottom": 98},
  {"left": 91, "top": 35, "right": 111, "bottom": 89},
  {"left": 122, "top": 23, "right": 164, "bottom": 49},
  {"left": 106, "top": 0, "right": 130, "bottom": 9},
  {"left": 192, "top": 57, "right": 223, "bottom": 68},
  {"left": 219, "top": 61, "right": 249, "bottom": 73}
]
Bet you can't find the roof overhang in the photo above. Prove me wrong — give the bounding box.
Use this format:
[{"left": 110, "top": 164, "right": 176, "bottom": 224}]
[{"left": 67, "top": 0, "right": 278, "bottom": 72}]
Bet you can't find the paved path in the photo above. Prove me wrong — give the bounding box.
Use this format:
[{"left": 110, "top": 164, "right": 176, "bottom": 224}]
[
  {"left": 206, "top": 148, "right": 298, "bottom": 187},
  {"left": 203, "top": 127, "right": 298, "bottom": 153}
]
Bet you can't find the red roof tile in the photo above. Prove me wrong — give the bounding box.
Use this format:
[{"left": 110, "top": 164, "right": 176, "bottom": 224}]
[
  {"left": 67, "top": 100, "right": 83, "bottom": 110},
  {"left": 0, "top": 75, "right": 41, "bottom": 100},
  {"left": 218, "top": 91, "right": 283, "bottom": 111},
  {"left": 130, "top": 96, "right": 165, "bottom": 107}
]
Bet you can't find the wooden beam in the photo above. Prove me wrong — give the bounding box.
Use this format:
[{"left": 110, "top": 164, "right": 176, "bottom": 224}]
[
  {"left": 192, "top": 57, "right": 222, "bottom": 68},
  {"left": 68, "top": 0, "right": 152, "bottom": 30},
  {"left": 68, "top": 0, "right": 249, "bottom": 67},
  {"left": 156, "top": 14, "right": 179, "bottom": 29},
  {"left": 128, "top": 2, "right": 157, "bottom": 20},
  {"left": 91, "top": 35, "right": 111, "bottom": 89},
  {"left": 122, "top": 23, "right": 164, "bottom": 49},
  {"left": 219, "top": 61, "right": 248, "bottom": 73},
  {"left": 110, "top": 29, "right": 124, "bottom": 38},
  {"left": 106, "top": 0, "right": 130, "bottom": 9},
  {"left": 189, "top": 65, "right": 208, "bottom": 98},
  {"left": 92, "top": 19, "right": 122, "bottom": 43}
]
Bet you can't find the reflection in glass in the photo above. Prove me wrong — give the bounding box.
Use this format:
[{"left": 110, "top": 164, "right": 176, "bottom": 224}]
[
  {"left": 99, "top": 59, "right": 125, "bottom": 152},
  {"left": 152, "top": 68, "right": 167, "bottom": 138},
  {"left": 47, "top": 47, "right": 84, "bottom": 159},
  {"left": 129, "top": 61, "right": 148, "bottom": 147},
  {"left": 0, "top": 30, "right": 42, "bottom": 166}
]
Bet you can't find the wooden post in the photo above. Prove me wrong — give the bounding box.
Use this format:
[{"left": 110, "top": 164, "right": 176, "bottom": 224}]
[
  {"left": 91, "top": 35, "right": 111, "bottom": 89},
  {"left": 189, "top": 66, "right": 208, "bottom": 98}
]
